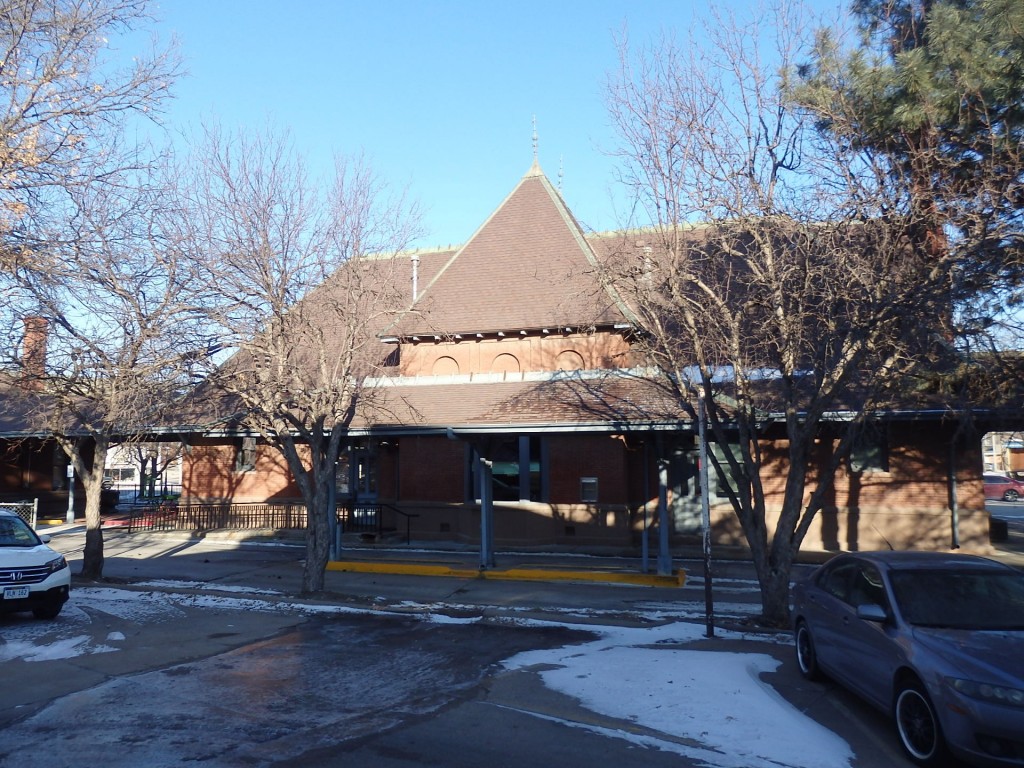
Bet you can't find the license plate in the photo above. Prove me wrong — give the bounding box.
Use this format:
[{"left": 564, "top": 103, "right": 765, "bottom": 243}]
[{"left": 3, "top": 586, "right": 30, "bottom": 600}]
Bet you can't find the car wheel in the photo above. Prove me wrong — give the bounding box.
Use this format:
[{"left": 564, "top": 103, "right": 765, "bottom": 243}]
[
  {"left": 1004, "top": 489, "right": 1019, "bottom": 502},
  {"left": 32, "top": 600, "right": 63, "bottom": 620},
  {"left": 794, "top": 621, "right": 822, "bottom": 680},
  {"left": 894, "top": 680, "right": 948, "bottom": 767}
]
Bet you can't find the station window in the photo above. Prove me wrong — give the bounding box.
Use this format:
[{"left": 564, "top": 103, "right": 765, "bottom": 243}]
[
  {"left": 850, "top": 428, "right": 889, "bottom": 473},
  {"left": 580, "top": 477, "right": 598, "bottom": 503},
  {"left": 471, "top": 436, "right": 545, "bottom": 502},
  {"left": 235, "top": 437, "right": 257, "bottom": 472}
]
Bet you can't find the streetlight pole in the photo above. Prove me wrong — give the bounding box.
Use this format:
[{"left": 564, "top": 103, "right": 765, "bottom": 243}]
[{"left": 697, "top": 390, "right": 715, "bottom": 638}]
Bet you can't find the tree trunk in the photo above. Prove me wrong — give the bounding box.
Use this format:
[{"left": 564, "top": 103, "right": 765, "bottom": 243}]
[
  {"left": 760, "top": 563, "right": 794, "bottom": 627},
  {"left": 275, "top": 431, "right": 339, "bottom": 595},
  {"left": 81, "top": 526, "right": 105, "bottom": 581},
  {"left": 72, "top": 436, "right": 110, "bottom": 580},
  {"left": 302, "top": 467, "right": 332, "bottom": 594}
]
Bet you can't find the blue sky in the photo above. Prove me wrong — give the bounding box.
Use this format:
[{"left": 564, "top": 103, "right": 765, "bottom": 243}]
[{"left": 147, "top": 1, "right": 841, "bottom": 249}]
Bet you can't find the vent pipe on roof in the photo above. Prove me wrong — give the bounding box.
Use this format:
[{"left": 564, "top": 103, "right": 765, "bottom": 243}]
[{"left": 411, "top": 252, "right": 420, "bottom": 301}]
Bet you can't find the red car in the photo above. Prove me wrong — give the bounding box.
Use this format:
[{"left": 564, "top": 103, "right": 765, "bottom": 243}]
[{"left": 983, "top": 473, "right": 1024, "bottom": 502}]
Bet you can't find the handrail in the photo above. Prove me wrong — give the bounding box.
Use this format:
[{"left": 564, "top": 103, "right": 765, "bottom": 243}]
[{"left": 380, "top": 502, "right": 419, "bottom": 544}]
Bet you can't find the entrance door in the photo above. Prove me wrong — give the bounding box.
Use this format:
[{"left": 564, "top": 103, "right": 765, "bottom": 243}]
[
  {"left": 671, "top": 448, "right": 702, "bottom": 534},
  {"left": 353, "top": 449, "right": 378, "bottom": 502}
]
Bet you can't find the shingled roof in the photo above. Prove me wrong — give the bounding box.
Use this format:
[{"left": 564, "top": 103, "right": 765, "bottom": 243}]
[
  {"left": 386, "top": 162, "right": 631, "bottom": 339},
  {"left": 349, "top": 369, "right": 685, "bottom": 433}
]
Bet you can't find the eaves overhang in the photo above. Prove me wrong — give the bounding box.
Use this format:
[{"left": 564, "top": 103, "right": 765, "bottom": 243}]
[
  {"left": 0, "top": 429, "right": 54, "bottom": 439},
  {"left": 193, "top": 418, "right": 693, "bottom": 440},
  {"left": 792, "top": 407, "right": 999, "bottom": 422},
  {"left": 379, "top": 322, "right": 633, "bottom": 345}
]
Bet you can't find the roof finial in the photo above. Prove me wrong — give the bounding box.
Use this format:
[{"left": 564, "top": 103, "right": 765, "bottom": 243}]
[
  {"left": 525, "top": 116, "right": 543, "bottom": 177},
  {"left": 558, "top": 154, "right": 564, "bottom": 192},
  {"left": 531, "top": 115, "right": 538, "bottom": 162}
]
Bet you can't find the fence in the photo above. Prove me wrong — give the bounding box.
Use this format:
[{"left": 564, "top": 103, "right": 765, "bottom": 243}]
[
  {"left": 0, "top": 499, "right": 38, "bottom": 528},
  {"left": 127, "top": 501, "right": 307, "bottom": 533},
  {"left": 123, "top": 483, "right": 182, "bottom": 506},
  {"left": 125, "top": 500, "right": 416, "bottom": 542}
]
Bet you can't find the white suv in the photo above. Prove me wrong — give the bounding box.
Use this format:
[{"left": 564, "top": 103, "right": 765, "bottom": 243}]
[{"left": 0, "top": 510, "right": 71, "bottom": 620}]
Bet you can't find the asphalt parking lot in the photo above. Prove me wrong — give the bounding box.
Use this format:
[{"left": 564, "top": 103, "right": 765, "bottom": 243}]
[
  {"left": 5, "top": 516, "right": 1020, "bottom": 768},
  {"left": 2, "top": 524, "right": 960, "bottom": 767}
]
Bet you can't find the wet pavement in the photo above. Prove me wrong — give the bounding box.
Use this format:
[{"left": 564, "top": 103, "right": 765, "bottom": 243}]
[{"left": 4, "top": 520, "right": 1019, "bottom": 767}]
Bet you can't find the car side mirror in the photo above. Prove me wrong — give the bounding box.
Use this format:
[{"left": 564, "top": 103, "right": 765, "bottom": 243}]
[
  {"left": 39, "top": 534, "right": 51, "bottom": 543},
  {"left": 856, "top": 603, "right": 887, "bottom": 622}
]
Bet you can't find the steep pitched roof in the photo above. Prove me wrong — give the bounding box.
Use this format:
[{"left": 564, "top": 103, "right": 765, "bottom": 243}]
[{"left": 387, "top": 163, "right": 630, "bottom": 338}]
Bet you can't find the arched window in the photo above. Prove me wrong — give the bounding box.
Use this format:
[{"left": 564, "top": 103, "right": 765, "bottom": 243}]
[
  {"left": 432, "top": 356, "right": 460, "bottom": 375},
  {"left": 491, "top": 353, "right": 520, "bottom": 374},
  {"left": 555, "top": 350, "right": 585, "bottom": 371}
]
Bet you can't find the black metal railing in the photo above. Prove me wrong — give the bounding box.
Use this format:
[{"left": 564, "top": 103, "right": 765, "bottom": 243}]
[
  {"left": 386, "top": 503, "right": 419, "bottom": 544},
  {"left": 338, "top": 502, "right": 419, "bottom": 544},
  {"left": 125, "top": 499, "right": 420, "bottom": 543},
  {"left": 127, "top": 501, "right": 307, "bottom": 533},
  {"left": 128, "top": 483, "right": 182, "bottom": 505},
  {"left": 338, "top": 502, "right": 383, "bottom": 534}
]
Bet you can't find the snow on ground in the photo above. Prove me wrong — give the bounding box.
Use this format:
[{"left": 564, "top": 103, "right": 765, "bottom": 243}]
[
  {"left": 135, "top": 579, "right": 284, "bottom": 595},
  {"left": 1, "top": 585, "right": 852, "bottom": 768},
  {"left": 503, "top": 622, "right": 852, "bottom": 768},
  {"left": 0, "top": 633, "right": 119, "bottom": 662}
]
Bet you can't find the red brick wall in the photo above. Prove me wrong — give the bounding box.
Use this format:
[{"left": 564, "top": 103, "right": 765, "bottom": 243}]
[
  {"left": 749, "top": 422, "right": 984, "bottom": 513},
  {"left": 0, "top": 438, "right": 81, "bottom": 494},
  {"left": 547, "top": 434, "right": 630, "bottom": 504},
  {"left": 400, "top": 332, "right": 634, "bottom": 377},
  {"left": 395, "top": 436, "right": 466, "bottom": 502},
  {"left": 182, "top": 439, "right": 299, "bottom": 502},
  {"left": 710, "top": 422, "right": 989, "bottom": 553}
]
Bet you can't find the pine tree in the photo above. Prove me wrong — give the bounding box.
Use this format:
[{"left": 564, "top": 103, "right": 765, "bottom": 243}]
[{"left": 796, "top": 0, "right": 1023, "bottom": 301}]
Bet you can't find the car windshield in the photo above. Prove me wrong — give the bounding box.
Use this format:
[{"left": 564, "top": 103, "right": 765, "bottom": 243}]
[
  {"left": 0, "top": 515, "right": 42, "bottom": 547},
  {"left": 889, "top": 569, "right": 1024, "bottom": 630}
]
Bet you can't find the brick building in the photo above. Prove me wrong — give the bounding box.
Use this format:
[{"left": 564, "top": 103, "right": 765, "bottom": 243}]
[{"left": 172, "top": 162, "right": 999, "bottom": 557}]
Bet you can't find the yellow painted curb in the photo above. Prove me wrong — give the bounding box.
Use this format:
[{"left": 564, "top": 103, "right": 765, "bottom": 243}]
[
  {"left": 327, "top": 561, "right": 479, "bottom": 579},
  {"left": 327, "top": 560, "right": 685, "bottom": 588}
]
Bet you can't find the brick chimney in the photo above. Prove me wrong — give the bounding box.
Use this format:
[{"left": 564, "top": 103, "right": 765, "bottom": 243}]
[{"left": 22, "top": 316, "right": 48, "bottom": 382}]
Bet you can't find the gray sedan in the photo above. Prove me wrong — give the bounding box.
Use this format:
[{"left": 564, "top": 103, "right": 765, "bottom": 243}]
[{"left": 791, "top": 551, "right": 1024, "bottom": 767}]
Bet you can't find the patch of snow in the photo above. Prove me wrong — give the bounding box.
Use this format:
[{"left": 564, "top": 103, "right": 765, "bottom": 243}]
[
  {"left": 0, "top": 634, "right": 117, "bottom": 663},
  {"left": 503, "top": 623, "right": 853, "bottom": 768},
  {"left": 135, "top": 579, "right": 283, "bottom": 595}
]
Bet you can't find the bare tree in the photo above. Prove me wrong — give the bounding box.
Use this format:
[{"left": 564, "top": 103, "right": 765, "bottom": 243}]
[
  {"left": 0, "top": 0, "right": 179, "bottom": 270},
  {"left": 3, "top": 170, "right": 213, "bottom": 578},
  {"left": 0, "top": 1, "right": 184, "bottom": 578},
  {"left": 181, "top": 126, "right": 421, "bottom": 594},
  {"left": 603, "top": 4, "right": 957, "bottom": 626},
  {"left": 125, "top": 441, "right": 183, "bottom": 499}
]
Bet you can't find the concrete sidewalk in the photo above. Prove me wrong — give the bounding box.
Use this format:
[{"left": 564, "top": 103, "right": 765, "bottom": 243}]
[
  {"left": 39, "top": 524, "right": 761, "bottom": 631},
  {"left": 38, "top": 513, "right": 1024, "bottom": 610}
]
